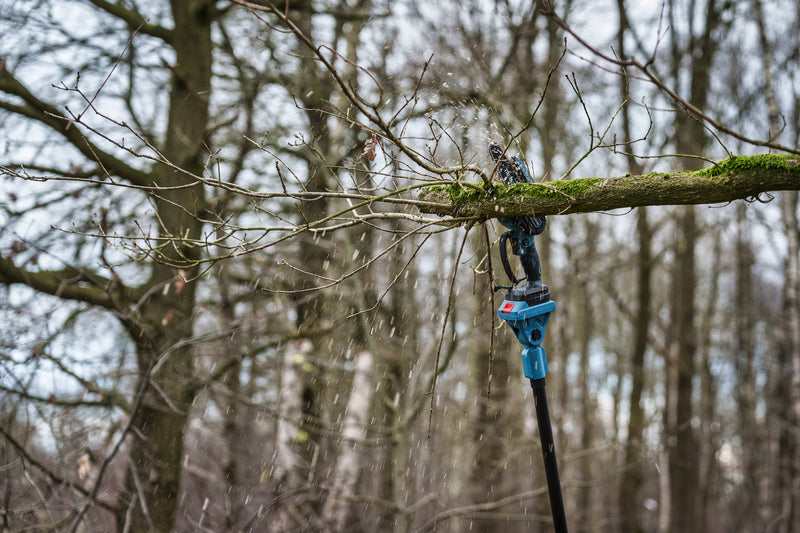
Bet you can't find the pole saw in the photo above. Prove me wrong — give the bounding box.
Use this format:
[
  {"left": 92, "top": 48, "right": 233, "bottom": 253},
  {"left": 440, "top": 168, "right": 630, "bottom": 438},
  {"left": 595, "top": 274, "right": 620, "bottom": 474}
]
[{"left": 490, "top": 143, "right": 568, "bottom": 533}]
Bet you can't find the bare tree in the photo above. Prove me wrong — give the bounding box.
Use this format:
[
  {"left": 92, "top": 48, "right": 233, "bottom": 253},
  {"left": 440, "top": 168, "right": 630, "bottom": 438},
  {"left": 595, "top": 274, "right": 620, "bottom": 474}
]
[{"left": 3, "top": 2, "right": 800, "bottom": 532}]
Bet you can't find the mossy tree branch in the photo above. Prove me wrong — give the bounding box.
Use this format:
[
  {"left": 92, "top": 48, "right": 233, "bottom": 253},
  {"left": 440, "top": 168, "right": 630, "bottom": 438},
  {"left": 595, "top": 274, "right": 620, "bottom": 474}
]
[{"left": 417, "top": 155, "right": 800, "bottom": 220}]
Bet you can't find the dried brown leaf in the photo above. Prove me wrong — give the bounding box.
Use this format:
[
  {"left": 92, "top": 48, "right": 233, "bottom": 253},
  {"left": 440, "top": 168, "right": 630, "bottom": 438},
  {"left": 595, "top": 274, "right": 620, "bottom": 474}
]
[{"left": 362, "top": 133, "right": 379, "bottom": 162}]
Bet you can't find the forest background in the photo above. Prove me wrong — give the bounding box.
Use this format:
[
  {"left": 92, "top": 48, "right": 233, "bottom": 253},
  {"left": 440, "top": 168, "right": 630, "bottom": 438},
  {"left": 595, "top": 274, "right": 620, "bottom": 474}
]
[{"left": 1, "top": 1, "right": 800, "bottom": 532}]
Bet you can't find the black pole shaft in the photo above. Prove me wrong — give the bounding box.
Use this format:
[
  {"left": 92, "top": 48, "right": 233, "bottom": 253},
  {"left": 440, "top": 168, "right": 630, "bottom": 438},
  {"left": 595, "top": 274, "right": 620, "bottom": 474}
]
[{"left": 530, "top": 377, "right": 568, "bottom": 533}]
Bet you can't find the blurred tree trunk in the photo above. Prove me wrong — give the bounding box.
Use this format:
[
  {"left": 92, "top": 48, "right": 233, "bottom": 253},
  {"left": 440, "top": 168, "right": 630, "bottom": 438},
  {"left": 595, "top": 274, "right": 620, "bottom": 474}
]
[
  {"left": 575, "top": 220, "right": 597, "bottom": 531},
  {"left": 618, "top": 205, "right": 651, "bottom": 533},
  {"left": 385, "top": 387, "right": 411, "bottom": 533},
  {"left": 378, "top": 356, "right": 411, "bottom": 533},
  {"left": 271, "top": 4, "right": 371, "bottom": 527},
  {"left": 778, "top": 192, "right": 800, "bottom": 533},
  {"left": 665, "top": 1, "right": 726, "bottom": 530},
  {"left": 292, "top": 5, "right": 334, "bottom": 508},
  {"left": 468, "top": 232, "right": 519, "bottom": 532},
  {"left": 328, "top": 166, "right": 379, "bottom": 531},
  {"left": 696, "top": 229, "right": 721, "bottom": 533},
  {"left": 752, "top": 2, "right": 800, "bottom": 529},
  {"left": 734, "top": 202, "right": 760, "bottom": 530},
  {"left": 667, "top": 204, "right": 699, "bottom": 533},
  {"left": 657, "top": 359, "right": 672, "bottom": 533},
  {"left": 218, "top": 264, "right": 245, "bottom": 530},
  {"left": 121, "top": 2, "right": 211, "bottom": 531},
  {"left": 322, "top": 351, "right": 375, "bottom": 532},
  {"left": 732, "top": 13, "right": 768, "bottom": 526},
  {"left": 614, "top": 3, "right": 652, "bottom": 531},
  {"left": 375, "top": 211, "right": 420, "bottom": 533},
  {"left": 272, "top": 339, "right": 314, "bottom": 529}
]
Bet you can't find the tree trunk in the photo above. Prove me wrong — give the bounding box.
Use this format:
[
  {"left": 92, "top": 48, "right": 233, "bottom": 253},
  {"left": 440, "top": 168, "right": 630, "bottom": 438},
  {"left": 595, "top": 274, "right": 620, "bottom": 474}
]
[
  {"left": 664, "top": 3, "right": 726, "bottom": 529},
  {"left": 575, "top": 220, "right": 597, "bottom": 532},
  {"left": 752, "top": 2, "right": 800, "bottom": 530},
  {"left": 618, "top": 207, "right": 651, "bottom": 533},
  {"left": 667, "top": 206, "right": 699, "bottom": 533},
  {"left": 734, "top": 202, "right": 760, "bottom": 531},
  {"left": 120, "top": 2, "right": 211, "bottom": 531},
  {"left": 615, "top": 4, "right": 652, "bottom": 527},
  {"left": 378, "top": 359, "right": 410, "bottom": 533},
  {"left": 469, "top": 235, "right": 518, "bottom": 531},
  {"left": 322, "top": 351, "right": 375, "bottom": 532},
  {"left": 375, "top": 213, "right": 420, "bottom": 533},
  {"left": 696, "top": 229, "right": 721, "bottom": 533},
  {"left": 272, "top": 339, "right": 314, "bottom": 530},
  {"left": 279, "top": 8, "right": 373, "bottom": 526},
  {"left": 657, "top": 363, "right": 672, "bottom": 533},
  {"left": 778, "top": 190, "right": 800, "bottom": 533},
  {"left": 219, "top": 264, "right": 245, "bottom": 531}
]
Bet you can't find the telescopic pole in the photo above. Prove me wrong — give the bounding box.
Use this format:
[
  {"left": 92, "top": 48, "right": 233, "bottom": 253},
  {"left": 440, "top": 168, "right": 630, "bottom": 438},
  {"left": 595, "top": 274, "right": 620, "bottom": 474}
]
[{"left": 530, "top": 377, "right": 568, "bottom": 533}]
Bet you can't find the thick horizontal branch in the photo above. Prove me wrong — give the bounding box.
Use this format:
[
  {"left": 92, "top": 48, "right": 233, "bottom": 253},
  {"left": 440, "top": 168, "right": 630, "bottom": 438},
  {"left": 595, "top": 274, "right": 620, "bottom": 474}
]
[
  {"left": 0, "top": 257, "right": 132, "bottom": 309},
  {"left": 85, "top": 0, "right": 174, "bottom": 42},
  {"left": 0, "top": 384, "right": 129, "bottom": 411},
  {"left": 0, "top": 70, "right": 153, "bottom": 187},
  {"left": 417, "top": 155, "right": 800, "bottom": 219}
]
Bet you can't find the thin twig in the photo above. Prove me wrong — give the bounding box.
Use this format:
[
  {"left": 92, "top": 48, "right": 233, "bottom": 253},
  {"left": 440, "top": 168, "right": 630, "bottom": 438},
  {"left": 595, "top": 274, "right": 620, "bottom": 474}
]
[
  {"left": 427, "top": 227, "right": 470, "bottom": 436},
  {"left": 483, "top": 222, "right": 496, "bottom": 399}
]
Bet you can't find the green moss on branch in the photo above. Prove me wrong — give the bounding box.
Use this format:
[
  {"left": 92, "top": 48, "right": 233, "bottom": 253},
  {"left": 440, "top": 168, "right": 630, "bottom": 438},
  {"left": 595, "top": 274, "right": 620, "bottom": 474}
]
[
  {"left": 696, "top": 154, "right": 797, "bottom": 177},
  {"left": 418, "top": 154, "right": 800, "bottom": 221}
]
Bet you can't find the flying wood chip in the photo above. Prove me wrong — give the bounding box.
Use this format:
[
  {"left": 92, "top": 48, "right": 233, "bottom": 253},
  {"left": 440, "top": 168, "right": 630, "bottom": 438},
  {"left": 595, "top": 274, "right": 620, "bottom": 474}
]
[
  {"left": 174, "top": 269, "right": 187, "bottom": 295},
  {"left": 361, "top": 133, "right": 379, "bottom": 162},
  {"left": 77, "top": 453, "right": 92, "bottom": 480}
]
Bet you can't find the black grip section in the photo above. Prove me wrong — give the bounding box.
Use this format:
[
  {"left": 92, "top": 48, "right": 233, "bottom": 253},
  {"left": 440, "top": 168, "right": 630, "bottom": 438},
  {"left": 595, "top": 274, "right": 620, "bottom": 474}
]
[{"left": 520, "top": 238, "right": 543, "bottom": 287}]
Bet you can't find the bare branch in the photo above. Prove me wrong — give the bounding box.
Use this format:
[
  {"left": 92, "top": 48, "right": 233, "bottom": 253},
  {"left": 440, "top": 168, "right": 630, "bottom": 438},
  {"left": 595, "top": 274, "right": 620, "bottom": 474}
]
[
  {"left": 0, "top": 425, "right": 120, "bottom": 513},
  {"left": 539, "top": 1, "right": 800, "bottom": 155},
  {"left": 0, "top": 256, "right": 134, "bottom": 309},
  {"left": 0, "top": 71, "right": 153, "bottom": 187},
  {"left": 84, "top": 0, "right": 173, "bottom": 42}
]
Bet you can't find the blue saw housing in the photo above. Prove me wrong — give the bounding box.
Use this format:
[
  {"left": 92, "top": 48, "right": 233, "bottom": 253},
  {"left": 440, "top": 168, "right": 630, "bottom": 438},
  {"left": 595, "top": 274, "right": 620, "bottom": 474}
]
[{"left": 498, "top": 299, "right": 556, "bottom": 380}]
